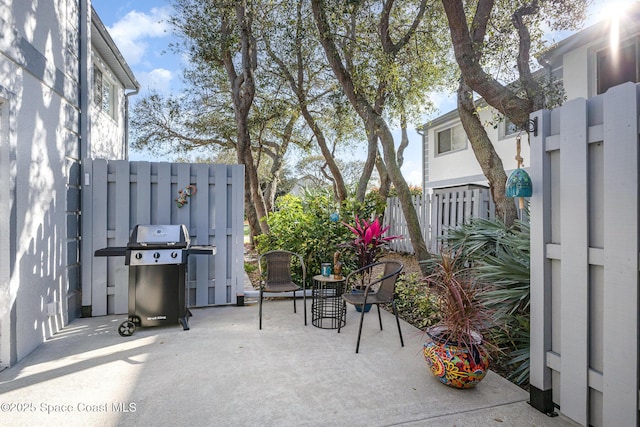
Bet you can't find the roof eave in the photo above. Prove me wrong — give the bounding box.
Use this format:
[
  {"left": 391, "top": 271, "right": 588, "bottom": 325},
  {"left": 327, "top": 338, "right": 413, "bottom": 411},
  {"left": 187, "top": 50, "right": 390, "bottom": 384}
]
[{"left": 91, "top": 8, "right": 140, "bottom": 91}]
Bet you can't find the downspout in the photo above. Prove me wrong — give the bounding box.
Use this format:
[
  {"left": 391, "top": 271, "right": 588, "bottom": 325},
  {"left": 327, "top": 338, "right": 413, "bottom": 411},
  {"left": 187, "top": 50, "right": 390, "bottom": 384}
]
[
  {"left": 124, "top": 87, "right": 139, "bottom": 160},
  {"left": 415, "top": 126, "right": 427, "bottom": 194},
  {"left": 80, "top": 0, "right": 90, "bottom": 159},
  {"left": 79, "top": 0, "right": 93, "bottom": 316}
]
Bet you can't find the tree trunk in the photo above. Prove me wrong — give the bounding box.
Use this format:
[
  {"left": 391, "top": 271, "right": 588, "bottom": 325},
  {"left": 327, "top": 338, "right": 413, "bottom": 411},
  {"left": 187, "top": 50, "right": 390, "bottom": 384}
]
[
  {"left": 225, "top": 2, "right": 270, "bottom": 235},
  {"left": 244, "top": 178, "right": 261, "bottom": 244},
  {"left": 263, "top": 114, "right": 296, "bottom": 211},
  {"left": 355, "top": 128, "right": 378, "bottom": 202},
  {"left": 441, "top": 0, "right": 533, "bottom": 126},
  {"left": 375, "top": 115, "right": 429, "bottom": 266},
  {"left": 298, "top": 105, "right": 349, "bottom": 202},
  {"left": 311, "top": 0, "right": 431, "bottom": 266},
  {"left": 457, "top": 79, "right": 518, "bottom": 226},
  {"left": 376, "top": 150, "right": 391, "bottom": 200}
]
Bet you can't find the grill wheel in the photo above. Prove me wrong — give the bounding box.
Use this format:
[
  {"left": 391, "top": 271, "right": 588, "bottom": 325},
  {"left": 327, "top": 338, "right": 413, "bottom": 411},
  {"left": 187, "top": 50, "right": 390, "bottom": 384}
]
[{"left": 118, "top": 321, "right": 136, "bottom": 337}]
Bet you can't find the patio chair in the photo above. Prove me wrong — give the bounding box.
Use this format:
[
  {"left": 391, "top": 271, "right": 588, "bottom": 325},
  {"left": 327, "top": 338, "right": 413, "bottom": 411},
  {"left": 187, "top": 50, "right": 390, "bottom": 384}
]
[
  {"left": 258, "top": 250, "right": 307, "bottom": 329},
  {"left": 338, "top": 261, "right": 404, "bottom": 353}
]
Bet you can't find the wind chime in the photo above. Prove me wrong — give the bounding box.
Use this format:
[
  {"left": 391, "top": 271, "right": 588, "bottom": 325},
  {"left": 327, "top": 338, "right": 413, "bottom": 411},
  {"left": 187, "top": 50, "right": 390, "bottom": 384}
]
[{"left": 505, "top": 135, "right": 532, "bottom": 210}]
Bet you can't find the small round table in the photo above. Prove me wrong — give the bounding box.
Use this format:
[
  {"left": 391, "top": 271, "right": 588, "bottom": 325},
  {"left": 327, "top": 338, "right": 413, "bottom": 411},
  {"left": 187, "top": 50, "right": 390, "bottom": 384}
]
[{"left": 311, "top": 274, "right": 346, "bottom": 329}]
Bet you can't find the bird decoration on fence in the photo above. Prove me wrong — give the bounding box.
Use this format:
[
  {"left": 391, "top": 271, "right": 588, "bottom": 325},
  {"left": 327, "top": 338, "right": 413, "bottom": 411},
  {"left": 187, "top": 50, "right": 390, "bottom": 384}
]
[{"left": 506, "top": 136, "right": 532, "bottom": 210}]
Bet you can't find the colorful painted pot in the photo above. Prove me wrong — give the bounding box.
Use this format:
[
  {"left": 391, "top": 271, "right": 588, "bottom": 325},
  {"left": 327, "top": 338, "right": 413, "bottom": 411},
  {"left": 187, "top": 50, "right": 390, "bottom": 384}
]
[{"left": 423, "top": 326, "right": 490, "bottom": 389}]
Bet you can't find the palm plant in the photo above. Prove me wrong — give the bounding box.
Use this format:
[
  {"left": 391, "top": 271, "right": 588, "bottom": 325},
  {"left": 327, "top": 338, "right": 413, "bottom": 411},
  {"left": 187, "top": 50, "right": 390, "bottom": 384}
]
[{"left": 444, "top": 217, "right": 531, "bottom": 385}]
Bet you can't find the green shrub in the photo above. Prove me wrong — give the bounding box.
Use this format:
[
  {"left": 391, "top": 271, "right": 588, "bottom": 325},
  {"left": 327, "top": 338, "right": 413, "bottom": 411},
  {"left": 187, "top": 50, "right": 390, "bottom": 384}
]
[
  {"left": 393, "top": 273, "right": 441, "bottom": 331},
  {"left": 255, "top": 189, "right": 383, "bottom": 281},
  {"left": 244, "top": 262, "right": 258, "bottom": 274}
]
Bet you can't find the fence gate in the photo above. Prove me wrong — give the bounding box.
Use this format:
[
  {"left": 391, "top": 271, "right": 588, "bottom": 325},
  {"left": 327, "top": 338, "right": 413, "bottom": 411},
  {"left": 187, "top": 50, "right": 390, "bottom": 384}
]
[
  {"left": 529, "top": 82, "right": 639, "bottom": 426},
  {"left": 81, "top": 160, "right": 245, "bottom": 316}
]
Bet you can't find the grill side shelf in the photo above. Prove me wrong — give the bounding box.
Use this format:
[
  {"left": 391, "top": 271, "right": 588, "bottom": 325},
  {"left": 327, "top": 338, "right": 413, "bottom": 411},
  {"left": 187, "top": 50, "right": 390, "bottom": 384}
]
[
  {"left": 186, "top": 246, "right": 217, "bottom": 256},
  {"left": 94, "top": 247, "right": 128, "bottom": 257}
]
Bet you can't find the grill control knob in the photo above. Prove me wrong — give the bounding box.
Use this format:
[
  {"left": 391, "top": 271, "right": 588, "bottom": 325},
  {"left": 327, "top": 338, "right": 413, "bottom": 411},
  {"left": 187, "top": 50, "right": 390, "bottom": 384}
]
[
  {"left": 135, "top": 252, "right": 142, "bottom": 260},
  {"left": 171, "top": 251, "right": 178, "bottom": 259},
  {"left": 153, "top": 252, "right": 161, "bottom": 259}
]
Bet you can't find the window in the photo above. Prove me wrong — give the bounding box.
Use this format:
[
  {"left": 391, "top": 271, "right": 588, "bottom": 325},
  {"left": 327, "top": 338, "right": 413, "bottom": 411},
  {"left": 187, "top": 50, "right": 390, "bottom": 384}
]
[
  {"left": 93, "top": 65, "right": 116, "bottom": 119},
  {"left": 597, "top": 39, "right": 639, "bottom": 94},
  {"left": 501, "top": 116, "right": 519, "bottom": 138},
  {"left": 436, "top": 124, "right": 466, "bottom": 155}
]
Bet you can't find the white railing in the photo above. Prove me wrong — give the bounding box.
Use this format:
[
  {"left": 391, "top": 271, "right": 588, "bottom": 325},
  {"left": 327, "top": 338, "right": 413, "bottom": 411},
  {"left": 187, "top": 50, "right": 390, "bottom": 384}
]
[{"left": 384, "top": 188, "right": 494, "bottom": 254}]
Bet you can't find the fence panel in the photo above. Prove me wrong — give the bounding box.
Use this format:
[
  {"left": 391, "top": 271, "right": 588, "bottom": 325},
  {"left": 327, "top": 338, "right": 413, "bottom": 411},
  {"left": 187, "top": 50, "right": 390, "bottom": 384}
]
[
  {"left": 81, "top": 160, "right": 245, "bottom": 316},
  {"left": 384, "top": 189, "right": 494, "bottom": 254},
  {"left": 529, "top": 82, "right": 639, "bottom": 426}
]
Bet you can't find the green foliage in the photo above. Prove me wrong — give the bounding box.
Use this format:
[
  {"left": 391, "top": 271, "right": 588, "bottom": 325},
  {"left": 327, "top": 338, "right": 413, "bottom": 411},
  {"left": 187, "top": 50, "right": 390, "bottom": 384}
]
[
  {"left": 444, "top": 216, "right": 531, "bottom": 385},
  {"left": 255, "top": 190, "right": 382, "bottom": 281},
  {"left": 244, "top": 262, "right": 258, "bottom": 275},
  {"left": 371, "top": 185, "right": 423, "bottom": 198},
  {"left": 393, "top": 273, "right": 441, "bottom": 331}
]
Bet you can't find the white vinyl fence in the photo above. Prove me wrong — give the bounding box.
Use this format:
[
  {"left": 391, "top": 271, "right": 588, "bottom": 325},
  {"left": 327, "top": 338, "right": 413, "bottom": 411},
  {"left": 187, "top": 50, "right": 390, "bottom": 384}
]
[
  {"left": 81, "top": 160, "right": 245, "bottom": 316},
  {"left": 529, "top": 82, "right": 639, "bottom": 426},
  {"left": 384, "top": 188, "right": 494, "bottom": 254}
]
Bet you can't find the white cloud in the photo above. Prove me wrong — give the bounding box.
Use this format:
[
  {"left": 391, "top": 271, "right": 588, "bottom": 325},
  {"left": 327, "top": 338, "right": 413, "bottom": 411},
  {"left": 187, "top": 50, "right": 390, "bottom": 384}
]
[
  {"left": 107, "top": 7, "right": 172, "bottom": 66},
  {"left": 137, "top": 68, "right": 174, "bottom": 94}
]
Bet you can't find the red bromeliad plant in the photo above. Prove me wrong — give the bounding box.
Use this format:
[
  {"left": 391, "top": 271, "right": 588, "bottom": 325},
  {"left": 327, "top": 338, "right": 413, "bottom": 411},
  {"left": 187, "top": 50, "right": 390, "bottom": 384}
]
[{"left": 342, "top": 215, "right": 401, "bottom": 270}]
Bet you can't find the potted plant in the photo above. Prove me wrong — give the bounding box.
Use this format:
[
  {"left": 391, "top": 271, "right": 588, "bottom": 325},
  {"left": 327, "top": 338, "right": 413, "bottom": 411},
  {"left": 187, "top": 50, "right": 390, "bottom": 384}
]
[
  {"left": 341, "top": 215, "right": 400, "bottom": 312},
  {"left": 421, "top": 251, "right": 491, "bottom": 389}
]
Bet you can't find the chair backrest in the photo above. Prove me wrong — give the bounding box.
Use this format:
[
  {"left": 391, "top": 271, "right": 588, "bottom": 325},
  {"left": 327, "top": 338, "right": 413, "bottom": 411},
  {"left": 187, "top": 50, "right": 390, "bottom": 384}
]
[
  {"left": 372, "top": 261, "right": 403, "bottom": 302},
  {"left": 259, "top": 250, "right": 305, "bottom": 286}
]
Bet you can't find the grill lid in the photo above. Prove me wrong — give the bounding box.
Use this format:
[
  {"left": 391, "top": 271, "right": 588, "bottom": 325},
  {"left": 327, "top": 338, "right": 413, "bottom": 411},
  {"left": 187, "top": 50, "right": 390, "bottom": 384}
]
[{"left": 128, "top": 224, "right": 190, "bottom": 248}]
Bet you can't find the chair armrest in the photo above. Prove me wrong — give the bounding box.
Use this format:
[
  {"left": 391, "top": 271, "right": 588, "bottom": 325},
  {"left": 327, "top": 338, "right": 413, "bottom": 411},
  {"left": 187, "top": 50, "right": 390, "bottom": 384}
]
[{"left": 344, "top": 262, "right": 404, "bottom": 293}]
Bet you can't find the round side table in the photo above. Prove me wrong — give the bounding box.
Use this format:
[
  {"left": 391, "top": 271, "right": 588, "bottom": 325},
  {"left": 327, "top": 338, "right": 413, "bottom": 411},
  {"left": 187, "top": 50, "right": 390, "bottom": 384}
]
[{"left": 311, "top": 274, "right": 346, "bottom": 329}]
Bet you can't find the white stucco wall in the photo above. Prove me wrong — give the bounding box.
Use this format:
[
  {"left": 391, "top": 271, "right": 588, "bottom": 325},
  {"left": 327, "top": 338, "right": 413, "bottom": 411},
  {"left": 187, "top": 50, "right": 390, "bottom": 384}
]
[
  {"left": 562, "top": 46, "right": 590, "bottom": 101},
  {"left": 425, "top": 107, "right": 531, "bottom": 190},
  {"left": 90, "top": 52, "right": 127, "bottom": 160},
  {"left": 424, "top": 23, "right": 640, "bottom": 191},
  {"left": 0, "top": 0, "right": 79, "bottom": 367}
]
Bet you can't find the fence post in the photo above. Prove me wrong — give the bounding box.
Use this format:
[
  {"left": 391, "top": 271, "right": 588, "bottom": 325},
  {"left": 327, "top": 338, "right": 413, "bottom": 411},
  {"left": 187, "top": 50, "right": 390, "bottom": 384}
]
[
  {"left": 558, "top": 98, "right": 589, "bottom": 425},
  {"left": 601, "top": 83, "right": 639, "bottom": 426},
  {"left": 529, "top": 108, "right": 554, "bottom": 414},
  {"left": 80, "top": 159, "right": 94, "bottom": 315}
]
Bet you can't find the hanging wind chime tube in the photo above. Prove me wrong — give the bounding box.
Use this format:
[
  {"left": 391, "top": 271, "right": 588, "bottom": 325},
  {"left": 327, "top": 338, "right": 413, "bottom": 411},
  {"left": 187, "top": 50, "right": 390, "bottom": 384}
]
[{"left": 505, "top": 135, "right": 533, "bottom": 210}]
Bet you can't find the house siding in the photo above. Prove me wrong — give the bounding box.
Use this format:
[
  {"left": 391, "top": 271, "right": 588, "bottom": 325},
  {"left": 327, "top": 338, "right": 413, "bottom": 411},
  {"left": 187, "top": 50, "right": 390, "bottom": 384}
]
[
  {"left": 90, "top": 50, "right": 127, "bottom": 160},
  {"left": 0, "top": 0, "right": 81, "bottom": 367},
  {"left": 0, "top": 0, "right": 135, "bottom": 368},
  {"left": 424, "top": 108, "right": 529, "bottom": 190},
  {"left": 423, "top": 13, "right": 640, "bottom": 193}
]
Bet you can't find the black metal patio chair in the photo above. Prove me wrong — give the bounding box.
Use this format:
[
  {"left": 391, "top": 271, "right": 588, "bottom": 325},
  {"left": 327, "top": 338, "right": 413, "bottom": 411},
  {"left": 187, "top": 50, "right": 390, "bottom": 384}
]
[
  {"left": 258, "top": 250, "right": 307, "bottom": 329},
  {"left": 338, "top": 261, "right": 404, "bottom": 353}
]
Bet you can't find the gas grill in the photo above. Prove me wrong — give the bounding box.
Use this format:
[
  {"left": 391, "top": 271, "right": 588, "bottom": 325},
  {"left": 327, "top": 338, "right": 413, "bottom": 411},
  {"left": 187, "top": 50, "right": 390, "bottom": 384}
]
[{"left": 95, "top": 224, "right": 216, "bottom": 336}]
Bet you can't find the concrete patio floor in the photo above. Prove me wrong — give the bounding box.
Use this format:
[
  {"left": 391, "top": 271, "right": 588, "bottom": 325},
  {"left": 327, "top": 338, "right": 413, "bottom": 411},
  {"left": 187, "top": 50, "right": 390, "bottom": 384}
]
[{"left": 0, "top": 298, "right": 578, "bottom": 427}]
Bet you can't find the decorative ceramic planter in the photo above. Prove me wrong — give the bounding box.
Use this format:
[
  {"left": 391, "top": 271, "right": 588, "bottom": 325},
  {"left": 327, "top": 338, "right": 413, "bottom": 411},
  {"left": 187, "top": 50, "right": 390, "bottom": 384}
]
[{"left": 423, "top": 326, "right": 489, "bottom": 389}]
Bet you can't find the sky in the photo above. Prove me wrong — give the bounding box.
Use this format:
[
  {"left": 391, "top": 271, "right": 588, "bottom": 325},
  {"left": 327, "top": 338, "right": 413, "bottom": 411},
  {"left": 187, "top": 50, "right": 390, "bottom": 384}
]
[{"left": 91, "top": 0, "right": 636, "bottom": 186}]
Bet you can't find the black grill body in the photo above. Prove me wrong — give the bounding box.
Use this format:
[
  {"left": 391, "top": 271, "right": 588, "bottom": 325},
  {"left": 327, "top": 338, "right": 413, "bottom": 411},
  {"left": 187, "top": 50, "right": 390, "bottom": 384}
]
[{"left": 95, "top": 224, "right": 215, "bottom": 336}]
